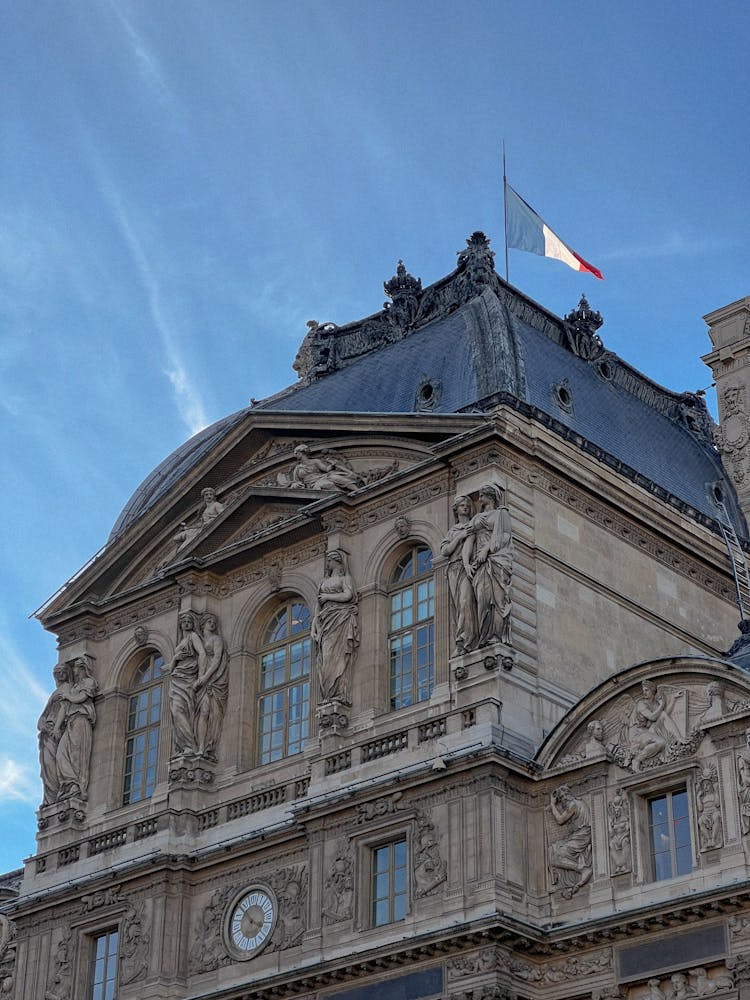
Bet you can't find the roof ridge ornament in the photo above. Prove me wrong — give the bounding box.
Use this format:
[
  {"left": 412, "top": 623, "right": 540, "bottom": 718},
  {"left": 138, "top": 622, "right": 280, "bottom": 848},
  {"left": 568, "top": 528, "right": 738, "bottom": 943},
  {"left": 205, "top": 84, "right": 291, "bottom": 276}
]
[
  {"left": 455, "top": 231, "right": 496, "bottom": 298},
  {"left": 563, "top": 293, "right": 605, "bottom": 361},
  {"left": 383, "top": 259, "right": 422, "bottom": 332}
]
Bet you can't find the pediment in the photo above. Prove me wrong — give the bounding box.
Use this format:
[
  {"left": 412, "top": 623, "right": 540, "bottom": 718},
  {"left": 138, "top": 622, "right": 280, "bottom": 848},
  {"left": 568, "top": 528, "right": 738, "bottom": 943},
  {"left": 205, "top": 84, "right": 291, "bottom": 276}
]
[{"left": 539, "top": 657, "right": 750, "bottom": 775}]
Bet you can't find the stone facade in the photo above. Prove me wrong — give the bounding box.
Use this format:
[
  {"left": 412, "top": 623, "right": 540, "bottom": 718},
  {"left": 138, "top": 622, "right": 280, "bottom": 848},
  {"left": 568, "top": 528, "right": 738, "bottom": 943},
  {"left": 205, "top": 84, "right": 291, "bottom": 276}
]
[{"left": 3, "top": 250, "right": 750, "bottom": 1000}]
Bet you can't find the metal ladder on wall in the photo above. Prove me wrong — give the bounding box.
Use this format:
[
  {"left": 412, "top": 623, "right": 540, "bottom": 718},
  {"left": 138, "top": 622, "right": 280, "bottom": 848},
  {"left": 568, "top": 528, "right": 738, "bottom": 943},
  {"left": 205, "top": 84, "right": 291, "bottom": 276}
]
[{"left": 716, "top": 498, "right": 750, "bottom": 620}]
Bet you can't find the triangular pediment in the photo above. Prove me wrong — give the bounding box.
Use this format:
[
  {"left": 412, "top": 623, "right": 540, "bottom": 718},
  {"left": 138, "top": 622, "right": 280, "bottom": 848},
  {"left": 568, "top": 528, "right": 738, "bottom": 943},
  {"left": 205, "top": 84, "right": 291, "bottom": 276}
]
[{"left": 38, "top": 414, "right": 476, "bottom": 623}]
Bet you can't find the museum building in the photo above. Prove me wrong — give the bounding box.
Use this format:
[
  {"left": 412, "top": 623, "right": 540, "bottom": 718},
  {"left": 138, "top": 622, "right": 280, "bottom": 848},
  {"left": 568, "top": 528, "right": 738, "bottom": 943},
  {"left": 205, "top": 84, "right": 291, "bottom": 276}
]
[{"left": 4, "top": 233, "right": 750, "bottom": 1000}]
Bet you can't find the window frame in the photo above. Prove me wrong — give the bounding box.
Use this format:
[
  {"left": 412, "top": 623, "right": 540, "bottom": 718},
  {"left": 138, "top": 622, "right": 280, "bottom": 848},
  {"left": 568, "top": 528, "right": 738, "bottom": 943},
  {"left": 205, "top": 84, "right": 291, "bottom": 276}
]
[
  {"left": 87, "top": 926, "right": 120, "bottom": 1000},
  {"left": 370, "top": 837, "right": 409, "bottom": 927},
  {"left": 387, "top": 544, "right": 435, "bottom": 712},
  {"left": 646, "top": 786, "right": 693, "bottom": 882},
  {"left": 256, "top": 598, "right": 312, "bottom": 766},
  {"left": 122, "top": 649, "right": 164, "bottom": 806}
]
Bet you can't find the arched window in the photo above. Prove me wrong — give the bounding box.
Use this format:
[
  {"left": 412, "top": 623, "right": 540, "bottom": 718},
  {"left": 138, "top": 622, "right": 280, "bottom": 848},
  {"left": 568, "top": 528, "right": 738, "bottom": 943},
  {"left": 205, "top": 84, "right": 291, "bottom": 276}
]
[
  {"left": 257, "top": 600, "right": 312, "bottom": 764},
  {"left": 123, "top": 650, "right": 164, "bottom": 805},
  {"left": 388, "top": 545, "right": 435, "bottom": 711}
]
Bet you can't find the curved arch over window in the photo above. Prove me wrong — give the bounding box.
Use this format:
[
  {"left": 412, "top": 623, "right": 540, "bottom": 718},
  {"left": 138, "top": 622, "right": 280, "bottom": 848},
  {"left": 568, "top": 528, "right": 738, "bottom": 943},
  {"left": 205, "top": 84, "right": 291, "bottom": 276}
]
[
  {"left": 388, "top": 545, "right": 435, "bottom": 711},
  {"left": 123, "top": 650, "right": 164, "bottom": 805},
  {"left": 257, "top": 599, "right": 312, "bottom": 764}
]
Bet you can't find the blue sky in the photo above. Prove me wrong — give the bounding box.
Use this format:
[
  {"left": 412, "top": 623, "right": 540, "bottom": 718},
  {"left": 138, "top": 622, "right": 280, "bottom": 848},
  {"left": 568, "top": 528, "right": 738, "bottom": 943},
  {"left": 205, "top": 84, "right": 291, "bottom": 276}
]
[{"left": 1, "top": 0, "right": 748, "bottom": 872}]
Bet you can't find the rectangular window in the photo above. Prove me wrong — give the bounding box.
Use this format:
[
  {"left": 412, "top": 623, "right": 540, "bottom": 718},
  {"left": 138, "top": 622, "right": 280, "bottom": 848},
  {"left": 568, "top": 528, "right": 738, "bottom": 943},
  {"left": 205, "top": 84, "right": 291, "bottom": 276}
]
[
  {"left": 91, "top": 929, "right": 119, "bottom": 1000},
  {"left": 648, "top": 789, "right": 692, "bottom": 880},
  {"left": 372, "top": 839, "right": 408, "bottom": 926}
]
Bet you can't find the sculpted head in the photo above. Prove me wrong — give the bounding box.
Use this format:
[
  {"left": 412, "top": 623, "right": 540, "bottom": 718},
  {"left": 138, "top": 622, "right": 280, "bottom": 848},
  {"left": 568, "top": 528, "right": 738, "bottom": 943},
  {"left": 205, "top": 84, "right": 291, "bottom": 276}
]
[
  {"left": 326, "top": 550, "right": 345, "bottom": 574},
  {"left": 294, "top": 444, "right": 310, "bottom": 459},
  {"left": 53, "top": 663, "right": 68, "bottom": 685},
  {"left": 200, "top": 612, "right": 218, "bottom": 634},
  {"left": 179, "top": 610, "right": 197, "bottom": 633},
  {"left": 641, "top": 679, "right": 657, "bottom": 698},
  {"left": 477, "top": 483, "right": 505, "bottom": 510},
  {"left": 452, "top": 494, "right": 473, "bottom": 521},
  {"left": 587, "top": 720, "right": 604, "bottom": 742},
  {"left": 201, "top": 487, "right": 216, "bottom": 502}
]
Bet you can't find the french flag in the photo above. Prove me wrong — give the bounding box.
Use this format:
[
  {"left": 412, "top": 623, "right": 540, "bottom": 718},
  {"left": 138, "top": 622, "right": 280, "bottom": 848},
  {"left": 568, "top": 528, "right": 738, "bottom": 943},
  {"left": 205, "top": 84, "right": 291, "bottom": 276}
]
[{"left": 505, "top": 182, "right": 603, "bottom": 280}]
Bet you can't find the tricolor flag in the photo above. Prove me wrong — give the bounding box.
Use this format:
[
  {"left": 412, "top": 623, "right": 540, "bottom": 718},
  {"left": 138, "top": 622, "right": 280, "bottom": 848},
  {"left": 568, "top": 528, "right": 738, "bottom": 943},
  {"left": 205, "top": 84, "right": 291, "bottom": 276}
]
[{"left": 505, "top": 182, "right": 603, "bottom": 280}]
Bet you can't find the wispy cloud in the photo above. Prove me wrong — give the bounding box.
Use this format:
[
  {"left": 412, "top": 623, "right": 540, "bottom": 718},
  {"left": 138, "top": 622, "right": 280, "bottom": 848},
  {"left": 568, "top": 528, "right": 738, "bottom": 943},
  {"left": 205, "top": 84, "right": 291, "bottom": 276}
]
[
  {"left": 600, "top": 233, "right": 731, "bottom": 262},
  {"left": 0, "top": 758, "right": 38, "bottom": 804},
  {"left": 85, "top": 150, "right": 209, "bottom": 436},
  {"left": 106, "top": 0, "right": 180, "bottom": 116},
  {"left": 0, "top": 632, "right": 47, "bottom": 806}
]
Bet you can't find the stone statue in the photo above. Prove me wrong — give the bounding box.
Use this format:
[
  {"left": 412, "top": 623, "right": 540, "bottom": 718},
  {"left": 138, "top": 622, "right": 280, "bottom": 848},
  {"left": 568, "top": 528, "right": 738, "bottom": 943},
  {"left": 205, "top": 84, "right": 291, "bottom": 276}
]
[
  {"left": 627, "top": 679, "right": 683, "bottom": 771},
  {"left": 548, "top": 785, "right": 592, "bottom": 899},
  {"left": 53, "top": 656, "right": 98, "bottom": 801},
  {"left": 194, "top": 612, "right": 229, "bottom": 761},
  {"left": 467, "top": 484, "right": 513, "bottom": 647},
  {"left": 440, "top": 495, "right": 478, "bottom": 655},
  {"left": 199, "top": 487, "right": 224, "bottom": 525},
  {"left": 38, "top": 663, "right": 69, "bottom": 806},
  {"left": 738, "top": 727, "right": 750, "bottom": 836},
  {"left": 163, "top": 610, "right": 205, "bottom": 756},
  {"left": 413, "top": 813, "right": 448, "bottom": 897},
  {"left": 699, "top": 681, "right": 726, "bottom": 725},
  {"left": 283, "top": 444, "right": 363, "bottom": 492},
  {"left": 312, "top": 550, "right": 359, "bottom": 704},
  {"left": 696, "top": 764, "right": 723, "bottom": 850},
  {"left": 585, "top": 719, "right": 607, "bottom": 756},
  {"left": 640, "top": 980, "right": 666, "bottom": 1000},
  {"left": 120, "top": 904, "right": 150, "bottom": 985},
  {"left": 607, "top": 788, "right": 631, "bottom": 874}
]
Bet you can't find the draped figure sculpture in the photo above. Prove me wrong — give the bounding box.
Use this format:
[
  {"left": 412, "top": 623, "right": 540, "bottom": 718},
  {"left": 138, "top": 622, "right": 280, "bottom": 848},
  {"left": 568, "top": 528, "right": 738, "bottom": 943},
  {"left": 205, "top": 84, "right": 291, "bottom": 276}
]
[
  {"left": 440, "top": 494, "right": 478, "bottom": 655},
  {"left": 467, "top": 483, "right": 513, "bottom": 647},
  {"left": 311, "top": 550, "right": 359, "bottom": 704},
  {"left": 194, "top": 612, "right": 229, "bottom": 761},
  {"left": 548, "top": 784, "right": 592, "bottom": 898},
  {"left": 164, "top": 610, "right": 205, "bottom": 756},
  {"left": 54, "top": 656, "right": 99, "bottom": 801},
  {"left": 37, "top": 663, "right": 69, "bottom": 805}
]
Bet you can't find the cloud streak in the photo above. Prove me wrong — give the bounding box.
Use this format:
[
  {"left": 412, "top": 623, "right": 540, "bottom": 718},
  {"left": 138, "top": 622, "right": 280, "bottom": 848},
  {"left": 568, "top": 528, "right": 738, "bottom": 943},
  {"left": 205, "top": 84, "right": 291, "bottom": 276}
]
[
  {"left": 600, "top": 233, "right": 731, "bottom": 262},
  {"left": 86, "top": 151, "right": 209, "bottom": 436},
  {"left": 0, "top": 631, "right": 47, "bottom": 806}
]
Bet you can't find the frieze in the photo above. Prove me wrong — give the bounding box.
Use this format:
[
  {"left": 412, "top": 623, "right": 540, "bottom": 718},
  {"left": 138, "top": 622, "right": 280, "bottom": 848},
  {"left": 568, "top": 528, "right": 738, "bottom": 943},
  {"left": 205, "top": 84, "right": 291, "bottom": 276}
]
[
  {"left": 629, "top": 964, "right": 734, "bottom": 999},
  {"left": 448, "top": 945, "right": 612, "bottom": 984},
  {"left": 320, "top": 473, "right": 451, "bottom": 536},
  {"left": 81, "top": 885, "right": 123, "bottom": 913},
  {"left": 356, "top": 792, "right": 403, "bottom": 824}
]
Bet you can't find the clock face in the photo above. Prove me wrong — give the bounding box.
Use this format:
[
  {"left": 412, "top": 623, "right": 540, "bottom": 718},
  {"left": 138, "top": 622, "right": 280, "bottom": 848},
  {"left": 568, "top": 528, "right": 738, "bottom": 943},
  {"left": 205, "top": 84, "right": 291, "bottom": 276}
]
[{"left": 224, "top": 885, "right": 277, "bottom": 961}]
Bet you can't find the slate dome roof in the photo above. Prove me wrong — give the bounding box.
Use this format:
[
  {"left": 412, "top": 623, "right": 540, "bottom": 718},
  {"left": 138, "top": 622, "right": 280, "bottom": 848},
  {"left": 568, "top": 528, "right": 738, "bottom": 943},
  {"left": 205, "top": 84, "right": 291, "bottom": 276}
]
[{"left": 109, "top": 234, "right": 745, "bottom": 544}]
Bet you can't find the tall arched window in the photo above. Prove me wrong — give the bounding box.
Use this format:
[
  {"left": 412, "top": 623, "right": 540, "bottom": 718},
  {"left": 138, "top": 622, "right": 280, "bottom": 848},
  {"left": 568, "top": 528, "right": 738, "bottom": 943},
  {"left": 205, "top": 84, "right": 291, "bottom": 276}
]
[
  {"left": 257, "top": 600, "right": 312, "bottom": 764},
  {"left": 388, "top": 545, "right": 435, "bottom": 711},
  {"left": 123, "top": 650, "right": 164, "bottom": 805}
]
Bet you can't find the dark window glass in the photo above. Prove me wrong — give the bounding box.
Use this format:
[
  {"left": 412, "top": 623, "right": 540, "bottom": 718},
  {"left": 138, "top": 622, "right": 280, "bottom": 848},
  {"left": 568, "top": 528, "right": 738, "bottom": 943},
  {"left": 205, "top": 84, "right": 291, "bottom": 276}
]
[
  {"left": 258, "top": 600, "right": 311, "bottom": 763},
  {"left": 648, "top": 789, "right": 692, "bottom": 880},
  {"left": 372, "top": 839, "right": 408, "bottom": 926},
  {"left": 123, "top": 652, "right": 163, "bottom": 805},
  {"left": 389, "top": 546, "right": 434, "bottom": 711},
  {"left": 91, "top": 929, "right": 119, "bottom": 1000}
]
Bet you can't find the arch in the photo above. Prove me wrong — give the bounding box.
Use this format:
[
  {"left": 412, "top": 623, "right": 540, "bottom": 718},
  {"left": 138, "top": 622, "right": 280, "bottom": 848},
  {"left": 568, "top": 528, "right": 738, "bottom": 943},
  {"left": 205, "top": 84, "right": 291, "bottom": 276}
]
[
  {"left": 386, "top": 541, "right": 436, "bottom": 712},
  {"left": 367, "top": 518, "right": 444, "bottom": 592},
  {"left": 111, "top": 628, "right": 174, "bottom": 690},
  {"left": 122, "top": 646, "right": 167, "bottom": 805},
  {"left": 536, "top": 654, "right": 750, "bottom": 771},
  {"left": 229, "top": 572, "right": 318, "bottom": 652}
]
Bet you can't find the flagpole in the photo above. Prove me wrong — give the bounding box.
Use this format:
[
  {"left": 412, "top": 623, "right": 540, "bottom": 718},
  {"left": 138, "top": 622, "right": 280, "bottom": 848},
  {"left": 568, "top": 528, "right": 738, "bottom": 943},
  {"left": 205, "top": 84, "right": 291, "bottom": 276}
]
[{"left": 502, "top": 141, "right": 509, "bottom": 283}]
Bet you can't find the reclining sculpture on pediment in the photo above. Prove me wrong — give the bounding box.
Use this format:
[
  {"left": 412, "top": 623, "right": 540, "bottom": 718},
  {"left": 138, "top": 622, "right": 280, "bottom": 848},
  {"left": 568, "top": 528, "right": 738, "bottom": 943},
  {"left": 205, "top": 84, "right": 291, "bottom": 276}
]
[{"left": 275, "top": 442, "right": 398, "bottom": 492}]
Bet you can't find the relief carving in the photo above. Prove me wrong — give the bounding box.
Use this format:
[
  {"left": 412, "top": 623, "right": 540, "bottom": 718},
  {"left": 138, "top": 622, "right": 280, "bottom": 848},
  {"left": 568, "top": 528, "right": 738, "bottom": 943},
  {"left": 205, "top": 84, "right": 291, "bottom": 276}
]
[
  {"left": 322, "top": 841, "right": 354, "bottom": 924},
  {"left": 38, "top": 656, "right": 98, "bottom": 808},
  {"left": 269, "top": 864, "right": 307, "bottom": 950},
  {"left": 607, "top": 788, "right": 631, "bottom": 874},
  {"left": 356, "top": 792, "right": 403, "bottom": 824},
  {"left": 189, "top": 885, "right": 233, "bottom": 974},
  {"left": 451, "top": 988, "right": 516, "bottom": 1000},
  {"left": 548, "top": 785, "right": 592, "bottom": 898},
  {"left": 0, "top": 916, "right": 16, "bottom": 998},
  {"left": 737, "top": 727, "right": 750, "bottom": 836},
  {"left": 312, "top": 550, "right": 359, "bottom": 708},
  {"left": 695, "top": 763, "right": 723, "bottom": 850},
  {"left": 715, "top": 384, "right": 750, "bottom": 485},
  {"left": 164, "top": 610, "right": 228, "bottom": 763},
  {"left": 81, "top": 885, "right": 122, "bottom": 912},
  {"left": 634, "top": 966, "right": 734, "bottom": 999},
  {"left": 413, "top": 811, "right": 448, "bottom": 898},
  {"left": 45, "top": 930, "right": 74, "bottom": 1000},
  {"left": 120, "top": 903, "right": 150, "bottom": 985},
  {"left": 166, "top": 486, "right": 226, "bottom": 561},
  {"left": 507, "top": 949, "right": 611, "bottom": 983}
]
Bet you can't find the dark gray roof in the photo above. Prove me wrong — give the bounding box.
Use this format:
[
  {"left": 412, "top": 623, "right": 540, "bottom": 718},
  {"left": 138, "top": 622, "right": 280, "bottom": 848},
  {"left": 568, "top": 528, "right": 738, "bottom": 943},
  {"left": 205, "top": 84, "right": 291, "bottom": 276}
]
[{"left": 108, "top": 234, "right": 745, "bottom": 542}]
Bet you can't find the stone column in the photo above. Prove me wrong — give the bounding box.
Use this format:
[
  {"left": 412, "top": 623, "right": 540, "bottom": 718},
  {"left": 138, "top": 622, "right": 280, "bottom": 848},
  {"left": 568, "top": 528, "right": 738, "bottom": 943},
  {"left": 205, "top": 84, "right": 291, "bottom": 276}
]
[{"left": 702, "top": 295, "right": 750, "bottom": 526}]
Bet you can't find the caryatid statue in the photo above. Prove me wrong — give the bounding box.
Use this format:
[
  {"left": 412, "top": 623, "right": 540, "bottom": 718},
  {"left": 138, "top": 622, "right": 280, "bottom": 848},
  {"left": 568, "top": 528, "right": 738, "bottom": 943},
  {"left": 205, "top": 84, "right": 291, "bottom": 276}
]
[
  {"left": 440, "top": 494, "right": 478, "bottom": 655},
  {"left": 311, "top": 550, "right": 359, "bottom": 704}
]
